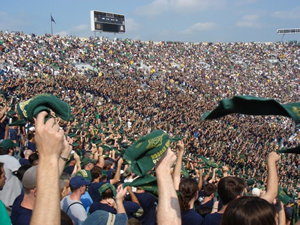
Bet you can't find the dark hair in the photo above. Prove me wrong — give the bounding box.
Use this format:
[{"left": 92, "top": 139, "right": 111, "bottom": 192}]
[
  {"left": 91, "top": 166, "right": 102, "bottom": 181},
  {"left": 15, "top": 164, "right": 31, "bottom": 181},
  {"left": 61, "top": 209, "right": 73, "bottom": 225},
  {"left": 197, "top": 206, "right": 212, "bottom": 218},
  {"left": 102, "top": 187, "right": 114, "bottom": 199},
  {"left": 0, "top": 146, "right": 9, "bottom": 155},
  {"left": 221, "top": 196, "right": 276, "bottom": 225},
  {"left": 179, "top": 178, "right": 198, "bottom": 212},
  {"left": 27, "top": 132, "right": 35, "bottom": 140},
  {"left": 100, "top": 175, "right": 107, "bottom": 182},
  {"left": 0, "top": 162, "right": 3, "bottom": 176},
  {"left": 127, "top": 217, "right": 142, "bottom": 225},
  {"left": 29, "top": 153, "right": 39, "bottom": 165},
  {"left": 203, "top": 183, "right": 216, "bottom": 197},
  {"left": 218, "top": 177, "right": 246, "bottom": 205}
]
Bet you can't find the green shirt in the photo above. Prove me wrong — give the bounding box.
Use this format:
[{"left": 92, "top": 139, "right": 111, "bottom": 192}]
[{"left": 0, "top": 200, "right": 11, "bottom": 225}]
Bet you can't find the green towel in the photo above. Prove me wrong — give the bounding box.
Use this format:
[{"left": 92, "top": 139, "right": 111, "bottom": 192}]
[
  {"left": 123, "top": 130, "right": 171, "bottom": 176},
  {"left": 277, "top": 145, "right": 300, "bottom": 154},
  {"left": 202, "top": 96, "right": 300, "bottom": 124},
  {"left": 123, "top": 174, "right": 159, "bottom": 198},
  {"left": 277, "top": 186, "right": 292, "bottom": 205},
  {"left": 17, "top": 93, "right": 71, "bottom": 123},
  {"left": 200, "top": 156, "right": 221, "bottom": 168}
]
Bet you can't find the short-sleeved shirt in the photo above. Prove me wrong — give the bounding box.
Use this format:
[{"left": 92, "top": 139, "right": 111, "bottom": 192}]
[
  {"left": 203, "top": 212, "right": 223, "bottom": 225},
  {"left": 88, "top": 201, "right": 116, "bottom": 215},
  {"left": 196, "top": 199, "right": 214, "bottom": 211},
  {"left": 80, "top": 191, "right": 93, "bottom": 213},
  {"left": 27, "top": 142, "right": 36, "bottom": 152},
  {"left": 61, "top": 196, "right": 87, "bottom": 225},
  {"left": 0, "top": 155, "right": 22, "bottom": 206},
  {"left": 0, "top": 200, "right": 11, "bottom": 225},
  {"left": 123, "top": 201, "right": 140, "bottom": 219},
  {"left": 88, "top": 181, "right": 109, "bottom": 203},
  {"left": 181, "top": 209, "right": 204, "bottom": 225},
  {"left": 19, "top": 158, "right": 30, "bottom": 166},
  {"left": 135, "top": 192, "right": 157, "bottom": 225},
  {"left": 11, "top": 194, "right": 32, "bottom": 225}
]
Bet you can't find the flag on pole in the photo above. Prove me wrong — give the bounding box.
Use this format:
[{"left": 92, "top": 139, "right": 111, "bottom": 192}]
[{"left": 51, "top": 15, "right": 56, "bottom": 24}]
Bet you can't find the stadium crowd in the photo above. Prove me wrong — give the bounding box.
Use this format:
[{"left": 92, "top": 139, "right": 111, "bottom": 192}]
[{"left": 0, "top": 31, "right": 299, "bottom": 224}]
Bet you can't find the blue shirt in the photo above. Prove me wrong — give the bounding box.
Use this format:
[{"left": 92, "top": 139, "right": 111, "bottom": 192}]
[
  {"left": 123, "top": 201, "right": 140, "bottom": 219},
  {"left": 80, "top": 191, "right": 93, "bottom": 212},
  {"left": 27, "top": 142, "right": 36, "bottom": 152},
  {"left": 181, "top": 209, "right": 204, "bottom": 225},
  {"left": 135, "top": 192, "right": 157, "bottom": 225},
  {"left": 89, "top": 201, "right": 116, "bottom": 214},
  {"left": 11, "top": 194, "right": 32, "bottom": 225},
  {"left": 88, "top": 181, "right": 109, "bottom": 203},
  {"left": 203, "top": 212, "right": 223, "bottom": 225}
]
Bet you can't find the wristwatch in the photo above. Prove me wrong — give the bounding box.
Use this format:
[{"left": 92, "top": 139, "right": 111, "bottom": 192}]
[{"left": 59, "top": 155, "right": 68, "bottom": 162}]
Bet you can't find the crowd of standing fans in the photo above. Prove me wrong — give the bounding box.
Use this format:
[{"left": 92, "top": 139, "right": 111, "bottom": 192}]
[{"left": 0, "top": 31, "right": 299, "bottom": 224}]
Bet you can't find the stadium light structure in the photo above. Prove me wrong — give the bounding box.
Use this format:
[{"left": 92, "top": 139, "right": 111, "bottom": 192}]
[{"left": 277, "top": 28, "right": 300, "bottom": 42}]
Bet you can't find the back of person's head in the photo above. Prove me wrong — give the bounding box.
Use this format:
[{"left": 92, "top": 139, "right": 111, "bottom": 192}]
[
  {"left": 24, "top": 149, "right": 33, "bottom": 158},
  {"left": 203, "top": 183, "right": 216, "bottom": 197},
  {"left": 197, "top": 206, "right": 212, "bottom": 218},
  {"left": 15, "top": 164, "right": 31, "bottom": 181},
  {"left": 29, "top": 152, "right": 39, "bottom": 166},
  {"left": 27, "top": 132, "right": 35, "bottom": 141},
  {"left": 0, "top": 146, "right": 9, "bottom": 155},
  {"left": 22, "top": 166, "right": 37, "bottom": 195},
  {"left": 91, "top": 166, "right": 102, "bottom": 181},
  {"left": 218, "top": 176, "right": 246, "bottom": 205},
  {"left": 179, "top": 178, "right": 198, "bottom": 212},
  {"left": 221, "top": 196, "right": 276, "bottom": 225},
  {"left": 102, "top": 187, "right": 114, "bottom": 199}
]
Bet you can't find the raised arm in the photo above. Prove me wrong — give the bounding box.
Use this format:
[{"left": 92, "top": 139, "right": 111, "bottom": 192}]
[
  {"left": 156, "top": 148, "right": 181, "bottom": 225},
  {"left": 197, "top": 169, "right": 203, "bottom": 191},
  {"left": 110, "top": 158, "right": 123, "bottom": 185},
  {"left": 261, "top": 152, "right": 280, "bottom": 204},
  {"left": 31, "top": 111, "right": 66, "bottom": 225},
  {"left": 173, "top": 140, "right": 184, "bottom": 190}
]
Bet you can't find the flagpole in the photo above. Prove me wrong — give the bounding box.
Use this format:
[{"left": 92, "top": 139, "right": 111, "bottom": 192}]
[{"left": 50, "top": 13, "right": 53, "bottom": 35}]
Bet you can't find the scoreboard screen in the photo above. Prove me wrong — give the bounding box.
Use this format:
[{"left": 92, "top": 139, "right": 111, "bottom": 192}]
[{"left": 91, "top": 10, "right": 125, "bottom": 33}]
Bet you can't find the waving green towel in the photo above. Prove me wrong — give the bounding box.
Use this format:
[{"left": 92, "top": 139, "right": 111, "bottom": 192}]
[{"left": 17, "top": 93, "right": 71, "bottom": 123}]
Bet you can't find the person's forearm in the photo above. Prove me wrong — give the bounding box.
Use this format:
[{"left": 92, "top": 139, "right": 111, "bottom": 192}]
[
  {"left": 262, "top": 160, "right": 278, "bottom": 203},
  {"left": 129, "top": 190, "right": 140, "bottom": 205},
  {"left": 31, "top": 158, "right": 60, "bottom": 225},
  {"left": 173, "top": 151, "right": 183, "bottom": 190},
  {"left": 116, "top": 199, "right": 126, "bottom": 214},
  {"left": 111, "top": 162, "right": 122, "bottom": 184},
  {"left": 198, "top": 173, "right": 203, "bottom": 191},
  {"left": 277, "top": 201, "right": 286, "bottom": 225},
  {"left": 157, "top": 168, "right": 181, "bottom": 225}
]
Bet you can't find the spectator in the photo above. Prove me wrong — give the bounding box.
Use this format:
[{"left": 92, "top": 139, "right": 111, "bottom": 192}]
[
  {"left": 61, "top": 176, "right": 91, "bottom": 225},
  {"left": 0, "top": 139, "right": 22, "bottom": 207}
]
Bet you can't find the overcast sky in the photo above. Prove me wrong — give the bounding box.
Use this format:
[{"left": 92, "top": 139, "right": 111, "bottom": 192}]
[{"left": 1, "top": 0, "right": 300, "bottom": 42}]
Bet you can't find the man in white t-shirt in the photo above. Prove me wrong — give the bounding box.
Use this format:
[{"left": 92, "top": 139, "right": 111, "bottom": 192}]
[{"left": 0, "top": 139, "right": 22, "bottom": 206}]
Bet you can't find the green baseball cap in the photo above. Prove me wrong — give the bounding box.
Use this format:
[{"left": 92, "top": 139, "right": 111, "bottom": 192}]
[{"left": 0, "top": 139, "right": 18, "bottom": 149}]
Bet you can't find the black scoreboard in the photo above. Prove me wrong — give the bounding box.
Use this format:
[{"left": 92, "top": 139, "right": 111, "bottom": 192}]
[{"left": 90, "top": 11, "right": 125, "bottom": 33}]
